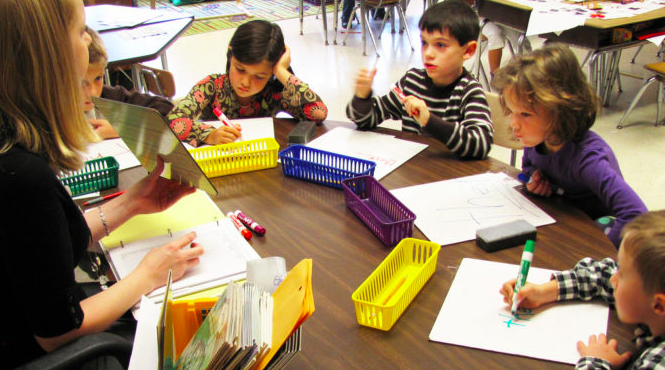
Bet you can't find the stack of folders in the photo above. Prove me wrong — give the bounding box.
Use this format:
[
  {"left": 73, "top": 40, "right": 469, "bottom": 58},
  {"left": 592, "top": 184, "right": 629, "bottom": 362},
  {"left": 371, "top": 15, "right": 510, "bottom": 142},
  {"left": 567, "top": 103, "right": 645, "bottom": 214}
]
[{"left": 175, "top": 282, "right": 273, "bottom": 370}]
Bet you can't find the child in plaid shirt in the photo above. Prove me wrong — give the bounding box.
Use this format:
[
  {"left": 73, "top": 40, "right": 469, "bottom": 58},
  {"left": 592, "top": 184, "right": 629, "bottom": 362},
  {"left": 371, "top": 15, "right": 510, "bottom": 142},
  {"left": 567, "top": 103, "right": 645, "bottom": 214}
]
[{"left": 500, "top": 211, "right": 665, "bottom": 370}]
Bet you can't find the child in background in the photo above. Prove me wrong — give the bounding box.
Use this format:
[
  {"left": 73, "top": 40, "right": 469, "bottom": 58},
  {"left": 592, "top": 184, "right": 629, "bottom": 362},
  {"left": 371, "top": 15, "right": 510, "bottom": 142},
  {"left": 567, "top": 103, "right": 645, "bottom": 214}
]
[
  {"left": 167, "top": 19, "right": 328, "bottom": 147},
  {"left": 346, "top": 0, "right": 493, "bottom": 159},
  {"left": 492, "top": 44, "right": 646, "bottom": 248},
  {"left": 500, "top": 211, "right": 665, "bottom": 370},
  {"left": 83, "top": 26, "right": 174, "bottom": 139}
]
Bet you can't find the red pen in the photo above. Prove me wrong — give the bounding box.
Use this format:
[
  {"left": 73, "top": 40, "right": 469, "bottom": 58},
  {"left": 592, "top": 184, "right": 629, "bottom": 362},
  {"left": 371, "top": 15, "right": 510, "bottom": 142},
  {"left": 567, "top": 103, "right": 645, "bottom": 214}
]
[
  {"left": 393, "top": 86, "right": 406, "bottom": 102},
  {"left": 212, "top": 107, "right": 231, "bottom": 127},
  {"left": 82, "top": 190, "right": 126, "bottom": 206},
  {"left": 227, "top": 212, "right": 252, "bottom": 240},
  {"left": 234, "top": 210, "right": 266, "bottom": 235}
]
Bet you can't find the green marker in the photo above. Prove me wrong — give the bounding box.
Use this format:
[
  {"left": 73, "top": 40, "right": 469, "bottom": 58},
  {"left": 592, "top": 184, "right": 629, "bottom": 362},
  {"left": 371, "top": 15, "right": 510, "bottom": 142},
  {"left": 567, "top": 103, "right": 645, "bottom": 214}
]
[{"left": 511, "top": 239, "right": 535, "bottom": 315}]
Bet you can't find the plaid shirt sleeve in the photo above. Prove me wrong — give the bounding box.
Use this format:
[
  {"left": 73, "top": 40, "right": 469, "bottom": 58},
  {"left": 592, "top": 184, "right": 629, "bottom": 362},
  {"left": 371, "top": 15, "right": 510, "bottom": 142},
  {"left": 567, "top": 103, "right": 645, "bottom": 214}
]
[
  {"left": 552, "top": 257, "right": 616, "bottom": 306},
  {"left": 576, "top": 357, "right": 613, "bottom": 370}
]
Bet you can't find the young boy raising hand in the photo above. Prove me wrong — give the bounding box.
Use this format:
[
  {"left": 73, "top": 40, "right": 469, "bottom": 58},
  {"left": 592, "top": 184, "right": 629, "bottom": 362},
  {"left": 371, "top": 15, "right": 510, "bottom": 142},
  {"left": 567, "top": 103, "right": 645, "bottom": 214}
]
[
  {"left": 346, "top": 0, "right": 493, "bottom": 159},
  {"left": 500, "top": 211, "right": 665, "bottom": 370}
]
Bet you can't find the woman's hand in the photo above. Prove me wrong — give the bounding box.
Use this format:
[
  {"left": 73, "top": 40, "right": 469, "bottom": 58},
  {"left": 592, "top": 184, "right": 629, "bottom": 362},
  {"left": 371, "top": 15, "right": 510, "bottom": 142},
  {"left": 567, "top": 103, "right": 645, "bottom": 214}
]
[
  {"left": 123, "top": 156, "right": 196, "bottom": 215},
  {"left": 89, "top": 118, "right": 119, "bottom": 139},
  {"left": 354, "top": 68, "right": 377, "bottom": 99},
  {"left": 133, "top": 231, "right": 204, "bottom": 291},
  {"left": 203, "top": 125, "right": 242, "bottom": 145},
  {"left": 577, "top": 334, "right": 632, "bottom": 368},
  {"left": 499, "top": 278, "right": 558, "bottom": 310}
]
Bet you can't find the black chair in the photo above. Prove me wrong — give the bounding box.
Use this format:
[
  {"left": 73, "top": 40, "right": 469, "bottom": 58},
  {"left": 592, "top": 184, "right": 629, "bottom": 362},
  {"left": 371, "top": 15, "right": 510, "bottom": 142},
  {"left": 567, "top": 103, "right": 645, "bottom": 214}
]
[{"left": 12, "top": 332, "right": 132, "bottom": 370}]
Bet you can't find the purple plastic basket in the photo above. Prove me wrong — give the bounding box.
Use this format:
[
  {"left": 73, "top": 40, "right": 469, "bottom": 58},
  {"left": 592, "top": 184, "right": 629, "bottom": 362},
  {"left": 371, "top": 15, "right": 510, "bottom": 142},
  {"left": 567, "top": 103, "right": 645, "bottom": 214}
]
[{"left": 342, "top": 175, "right": 416, "bottom": 247}]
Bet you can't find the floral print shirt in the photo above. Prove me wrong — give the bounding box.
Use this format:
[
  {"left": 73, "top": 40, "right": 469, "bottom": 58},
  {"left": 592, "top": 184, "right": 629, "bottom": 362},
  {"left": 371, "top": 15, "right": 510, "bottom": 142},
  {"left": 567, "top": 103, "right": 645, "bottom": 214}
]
[{"left": 167, "top": 73, "right": 328, "bottom": 146}]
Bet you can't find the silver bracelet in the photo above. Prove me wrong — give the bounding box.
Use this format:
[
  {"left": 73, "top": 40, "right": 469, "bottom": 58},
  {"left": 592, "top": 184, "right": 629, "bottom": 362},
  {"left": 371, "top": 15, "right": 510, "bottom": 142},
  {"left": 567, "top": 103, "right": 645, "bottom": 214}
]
[{"left": 98, "top": 206, "right": 110, "bottom": 236}]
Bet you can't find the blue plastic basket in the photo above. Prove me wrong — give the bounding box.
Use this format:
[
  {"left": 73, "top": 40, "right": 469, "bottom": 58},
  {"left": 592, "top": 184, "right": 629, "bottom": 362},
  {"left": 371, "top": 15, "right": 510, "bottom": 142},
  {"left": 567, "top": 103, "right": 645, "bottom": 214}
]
[
  {"left": 342, "top": 175, "right": 416, "bottom": 247},
  {"left": 278, "top": 145, "right": 376, "bottom": 189}
]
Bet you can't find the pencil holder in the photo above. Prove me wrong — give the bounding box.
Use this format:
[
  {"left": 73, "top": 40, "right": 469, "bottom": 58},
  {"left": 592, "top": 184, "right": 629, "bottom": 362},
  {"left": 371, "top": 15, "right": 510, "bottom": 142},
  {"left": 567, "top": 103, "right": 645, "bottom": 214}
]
[
  {"left": 278, "top": 145, "right": 376, "bottom": 189},
  {"left": 342, "top": 176, "right": 415, "bottom": 247},
  {"left": 59, "top": 156, "right": 119, "bottom": 196},
  {"left": 352, "top": 238, "right": 440, "bottom": 331},
  {"left": 189, "top": 138, "right": 279, "bottom": 178}
]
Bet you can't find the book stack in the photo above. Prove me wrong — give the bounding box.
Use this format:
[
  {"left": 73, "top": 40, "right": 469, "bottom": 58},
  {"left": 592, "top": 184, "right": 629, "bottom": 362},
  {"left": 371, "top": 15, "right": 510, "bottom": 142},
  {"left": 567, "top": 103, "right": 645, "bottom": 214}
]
[{"left": 175, "top": 282, "right": 273, "bottom": 370}]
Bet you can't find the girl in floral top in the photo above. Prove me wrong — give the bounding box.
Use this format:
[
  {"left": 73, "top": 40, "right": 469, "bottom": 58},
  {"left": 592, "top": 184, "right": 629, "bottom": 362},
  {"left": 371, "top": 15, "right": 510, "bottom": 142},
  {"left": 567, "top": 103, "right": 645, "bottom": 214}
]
[{"left": 167, "top": 20, "right": 328, "bottom": 147}]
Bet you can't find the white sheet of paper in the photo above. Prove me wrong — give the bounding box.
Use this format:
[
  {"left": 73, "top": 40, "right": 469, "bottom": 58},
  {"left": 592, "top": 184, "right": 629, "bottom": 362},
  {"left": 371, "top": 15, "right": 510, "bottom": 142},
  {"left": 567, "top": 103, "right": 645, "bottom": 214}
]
[
  {"left": 390, "top": 173, "right": 555, "bottom": 246},
  {"left": 182, "top": 117, "right": 275, "bottom": 150},
  {"left": 108, "top": 219, "right": 260, "bottom": 299},
  {"left": 128, "top": 296, "right": 159, "bottom": 370},
  {"left": 430, "top": 258, "right": 609, "bottom": 364},
  {"left": 305, "top": 127, "right": 428, "bottom": 180},
  {"left": 82, "top": 138, "right": 141, "bottom": 171}
]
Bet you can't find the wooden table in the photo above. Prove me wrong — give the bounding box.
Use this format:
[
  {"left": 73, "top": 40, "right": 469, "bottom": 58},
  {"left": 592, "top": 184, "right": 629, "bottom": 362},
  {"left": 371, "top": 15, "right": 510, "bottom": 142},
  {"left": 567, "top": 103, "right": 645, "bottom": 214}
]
[
  {"left": 116, "top": 119, "right": 634, "bottom": 369},
  {"left": 477, "top": 0, "right": 665, "bottom": 106}
]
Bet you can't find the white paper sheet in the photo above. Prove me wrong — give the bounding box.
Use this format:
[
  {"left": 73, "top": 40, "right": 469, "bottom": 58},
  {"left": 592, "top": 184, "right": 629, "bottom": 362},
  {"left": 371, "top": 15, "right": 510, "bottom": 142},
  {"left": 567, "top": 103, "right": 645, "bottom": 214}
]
[
  {"left": 305, "top": 127, "right": 428, "bottom": 180},
  {"left": 430, "top": 258, "right": 609, "bottom": 364},
  {"left": 390, "top": 173, "right": 555, "bottom": 246},
  {"left": 128, "top": 296, "right": 160, "bottom": 370},
  {"left": 82, "top": 138, "right": 141, "bottom": 171},
  {"left": 182, "top": 117, "right": 275, "bottom": 150}
]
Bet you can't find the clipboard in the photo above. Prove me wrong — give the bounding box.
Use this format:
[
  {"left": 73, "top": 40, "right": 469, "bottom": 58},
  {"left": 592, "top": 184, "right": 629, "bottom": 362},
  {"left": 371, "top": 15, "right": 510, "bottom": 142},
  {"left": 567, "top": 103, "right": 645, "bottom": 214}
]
[{"left": 93, "top": 97, "right": 217, "bottom": 196}]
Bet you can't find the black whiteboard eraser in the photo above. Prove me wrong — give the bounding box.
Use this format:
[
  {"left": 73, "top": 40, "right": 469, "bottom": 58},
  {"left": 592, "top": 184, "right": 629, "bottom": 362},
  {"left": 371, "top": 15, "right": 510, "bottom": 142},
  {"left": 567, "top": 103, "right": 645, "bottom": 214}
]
[
  {"left": 287, "top": 121, "right": 316, "bottom": 144},
  {"left": 475, "top": 220, "right": 537, "bottom": 252}
]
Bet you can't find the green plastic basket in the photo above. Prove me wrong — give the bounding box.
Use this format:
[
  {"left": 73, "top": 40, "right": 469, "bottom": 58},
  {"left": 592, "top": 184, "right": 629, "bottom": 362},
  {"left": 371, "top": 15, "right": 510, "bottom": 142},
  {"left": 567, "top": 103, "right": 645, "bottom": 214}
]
[{"left": 59, "top": 156, "right": 119, "bottom": 196}]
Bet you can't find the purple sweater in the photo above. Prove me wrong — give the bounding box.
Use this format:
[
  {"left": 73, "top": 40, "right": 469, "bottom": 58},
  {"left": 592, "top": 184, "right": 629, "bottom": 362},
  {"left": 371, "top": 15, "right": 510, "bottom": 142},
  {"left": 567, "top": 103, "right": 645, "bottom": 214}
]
[{"left": 522, "top": 131, "right": 646, "bottom": 247}]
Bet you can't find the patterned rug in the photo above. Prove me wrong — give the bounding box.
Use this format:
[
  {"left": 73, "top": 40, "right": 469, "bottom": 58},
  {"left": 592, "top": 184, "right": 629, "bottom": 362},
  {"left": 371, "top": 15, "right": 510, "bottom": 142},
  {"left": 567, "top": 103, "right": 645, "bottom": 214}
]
[{"left": 137, "top": 0, "right": 338, "bottom": 36}]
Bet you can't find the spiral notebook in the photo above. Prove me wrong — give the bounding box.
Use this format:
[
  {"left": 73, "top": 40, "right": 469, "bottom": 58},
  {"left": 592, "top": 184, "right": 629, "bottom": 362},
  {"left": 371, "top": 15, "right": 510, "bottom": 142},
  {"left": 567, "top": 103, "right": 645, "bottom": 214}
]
[{"left": 99, "top": 190, "right": 260, "bottom": 300}]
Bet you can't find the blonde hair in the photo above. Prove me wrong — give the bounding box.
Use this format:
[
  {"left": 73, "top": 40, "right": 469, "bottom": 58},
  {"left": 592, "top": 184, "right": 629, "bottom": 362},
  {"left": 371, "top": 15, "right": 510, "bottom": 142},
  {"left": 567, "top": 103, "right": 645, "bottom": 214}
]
[
  {"left": 621, "top": 211, "right": 665, "bottom": 294},
  {"left": 492, "top": 44, "right": 599, "bottom": 146},
  {"left": 86, "top": 25, "right": 108, "bottom": 66},
  {"left": 0, "top": 0, "right": 96, "bottom": 172}
]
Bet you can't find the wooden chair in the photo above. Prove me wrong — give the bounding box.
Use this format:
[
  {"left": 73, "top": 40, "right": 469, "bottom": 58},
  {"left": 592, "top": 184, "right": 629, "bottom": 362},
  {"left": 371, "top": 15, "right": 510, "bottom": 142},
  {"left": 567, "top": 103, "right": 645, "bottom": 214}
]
[
  {"left": 617, "top": 61, "right": 665, "bottom": 129},
  {"left": 485, "top": 91, "right": 522, "bottom": 167},
  {"left": 137, "top": 64, "right": 176, "bottom": 100},
  {"left": 341, "top": 0, "right": 414, "bottom": 56}
]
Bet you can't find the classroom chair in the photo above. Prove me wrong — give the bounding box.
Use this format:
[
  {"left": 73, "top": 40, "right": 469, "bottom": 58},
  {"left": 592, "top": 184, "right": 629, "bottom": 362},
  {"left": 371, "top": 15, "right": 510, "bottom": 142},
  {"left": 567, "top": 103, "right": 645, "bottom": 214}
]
[
  {"left": 12, "top": 332, "right": 132, "bottom": 370},
  {"left": 485, "top": 91, "right": 523, "bottom": 167},
  {"left": 299, "top": 0, "right": 338, "bottom": 45},
  {"left": 341, "top": 0, "right": 414, "bottom": 56},
  {"left": 616, "top": 61, "right": 665, "bottom": 129},
  {"left": 137, "top": 64, "right": 177, "bottom": 100}
]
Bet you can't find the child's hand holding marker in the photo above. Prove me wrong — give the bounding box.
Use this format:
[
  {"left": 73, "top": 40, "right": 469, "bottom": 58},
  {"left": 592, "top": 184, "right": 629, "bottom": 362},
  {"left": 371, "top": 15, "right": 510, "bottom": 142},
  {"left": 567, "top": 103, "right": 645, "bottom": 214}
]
[
  {"left": 517, "top": 170, "right": 564, "bottom": 197},
  {"left": 204, "top": 107, "right": 242, "bottom": 145},
  {"left": 393, "top": 86, "right": 430, "bottom": 127}
]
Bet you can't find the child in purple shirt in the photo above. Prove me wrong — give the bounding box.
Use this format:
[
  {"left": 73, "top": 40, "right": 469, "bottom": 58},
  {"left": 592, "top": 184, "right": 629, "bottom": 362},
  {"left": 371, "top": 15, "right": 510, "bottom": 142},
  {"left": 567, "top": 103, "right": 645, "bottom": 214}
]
[{"left": 491, "top": 44, "right": 647, "bottom": 247}]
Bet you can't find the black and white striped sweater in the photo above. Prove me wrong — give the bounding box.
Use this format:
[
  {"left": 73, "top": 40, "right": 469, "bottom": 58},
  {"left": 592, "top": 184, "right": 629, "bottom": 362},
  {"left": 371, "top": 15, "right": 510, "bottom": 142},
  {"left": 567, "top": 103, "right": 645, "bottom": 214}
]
[{"left": 346, "top": 68, "right": 493, "bottom": 159}]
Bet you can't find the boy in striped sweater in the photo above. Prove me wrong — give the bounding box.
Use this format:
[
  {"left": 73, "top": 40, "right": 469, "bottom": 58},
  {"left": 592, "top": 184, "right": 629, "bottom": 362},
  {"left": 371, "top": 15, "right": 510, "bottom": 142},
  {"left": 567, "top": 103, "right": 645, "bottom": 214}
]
[{"left": 346, "top": 0, "right": 493, "bottom": 159}]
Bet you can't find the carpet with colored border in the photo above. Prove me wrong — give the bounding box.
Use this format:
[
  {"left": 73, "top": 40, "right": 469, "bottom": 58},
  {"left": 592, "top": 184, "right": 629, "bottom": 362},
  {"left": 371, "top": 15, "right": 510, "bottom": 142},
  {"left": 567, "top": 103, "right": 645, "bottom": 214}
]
[{"left": 137, "top": 0, "right": 338, "bottom": 36}]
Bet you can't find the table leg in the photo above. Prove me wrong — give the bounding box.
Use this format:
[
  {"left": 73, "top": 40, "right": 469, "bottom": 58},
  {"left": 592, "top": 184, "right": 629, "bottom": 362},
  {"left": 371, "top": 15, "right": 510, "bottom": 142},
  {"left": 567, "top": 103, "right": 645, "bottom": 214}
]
[
  {"left": 300, "top": 0, "right": 304, "bottom": 35},
  {"left": 322, "top": 0, "right": 329, "bottom": 45},
  {"left": 333, "top": 0, "right": 339, "bottom": 44}
]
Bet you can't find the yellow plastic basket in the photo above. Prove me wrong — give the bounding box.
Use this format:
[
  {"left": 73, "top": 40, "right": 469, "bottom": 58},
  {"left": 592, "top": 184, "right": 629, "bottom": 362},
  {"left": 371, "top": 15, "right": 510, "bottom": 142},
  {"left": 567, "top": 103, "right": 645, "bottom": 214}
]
[
  {"left": 352, "top": 238, "right": 441, "bottom": 331},
  {"left": 188, "top": 138, "right": 279, "bottom": 178}
]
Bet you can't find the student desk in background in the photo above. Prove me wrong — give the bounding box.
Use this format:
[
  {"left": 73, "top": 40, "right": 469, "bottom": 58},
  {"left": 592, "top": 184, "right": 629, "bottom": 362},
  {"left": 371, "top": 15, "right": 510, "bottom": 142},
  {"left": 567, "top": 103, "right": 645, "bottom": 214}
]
[
  {"left": 84, "top": 5, "right": 193, "bottom": 92},
  {"left": 477, "top": 0, "right": 665, "bottom": 106},
  {"left": 115, "top": 119, "right": 633, "bottom": 369}
]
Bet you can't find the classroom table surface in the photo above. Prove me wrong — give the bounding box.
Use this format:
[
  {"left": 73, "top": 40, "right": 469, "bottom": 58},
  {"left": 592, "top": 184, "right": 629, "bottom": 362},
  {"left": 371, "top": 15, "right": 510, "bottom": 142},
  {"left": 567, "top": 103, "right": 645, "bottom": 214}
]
[
  {"left": 477, "top": 0, "right": 665, "bottom": 49},
  {"left": 114, "top": 118, "right": 635, "bottom": 370}
]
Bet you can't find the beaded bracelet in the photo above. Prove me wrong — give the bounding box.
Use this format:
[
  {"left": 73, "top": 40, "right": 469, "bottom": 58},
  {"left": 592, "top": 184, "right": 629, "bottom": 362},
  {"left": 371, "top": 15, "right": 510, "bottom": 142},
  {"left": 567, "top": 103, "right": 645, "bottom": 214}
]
[{"left": 98, "top": 206, "right": 110, "bottom": 236}]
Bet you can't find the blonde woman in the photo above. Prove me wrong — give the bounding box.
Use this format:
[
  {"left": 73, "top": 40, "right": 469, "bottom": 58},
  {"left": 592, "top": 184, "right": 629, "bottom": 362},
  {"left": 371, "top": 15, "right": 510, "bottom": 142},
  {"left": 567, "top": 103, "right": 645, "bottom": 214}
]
[{"left": 0, "top": 0, "right": 203, "bottom": 366}]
